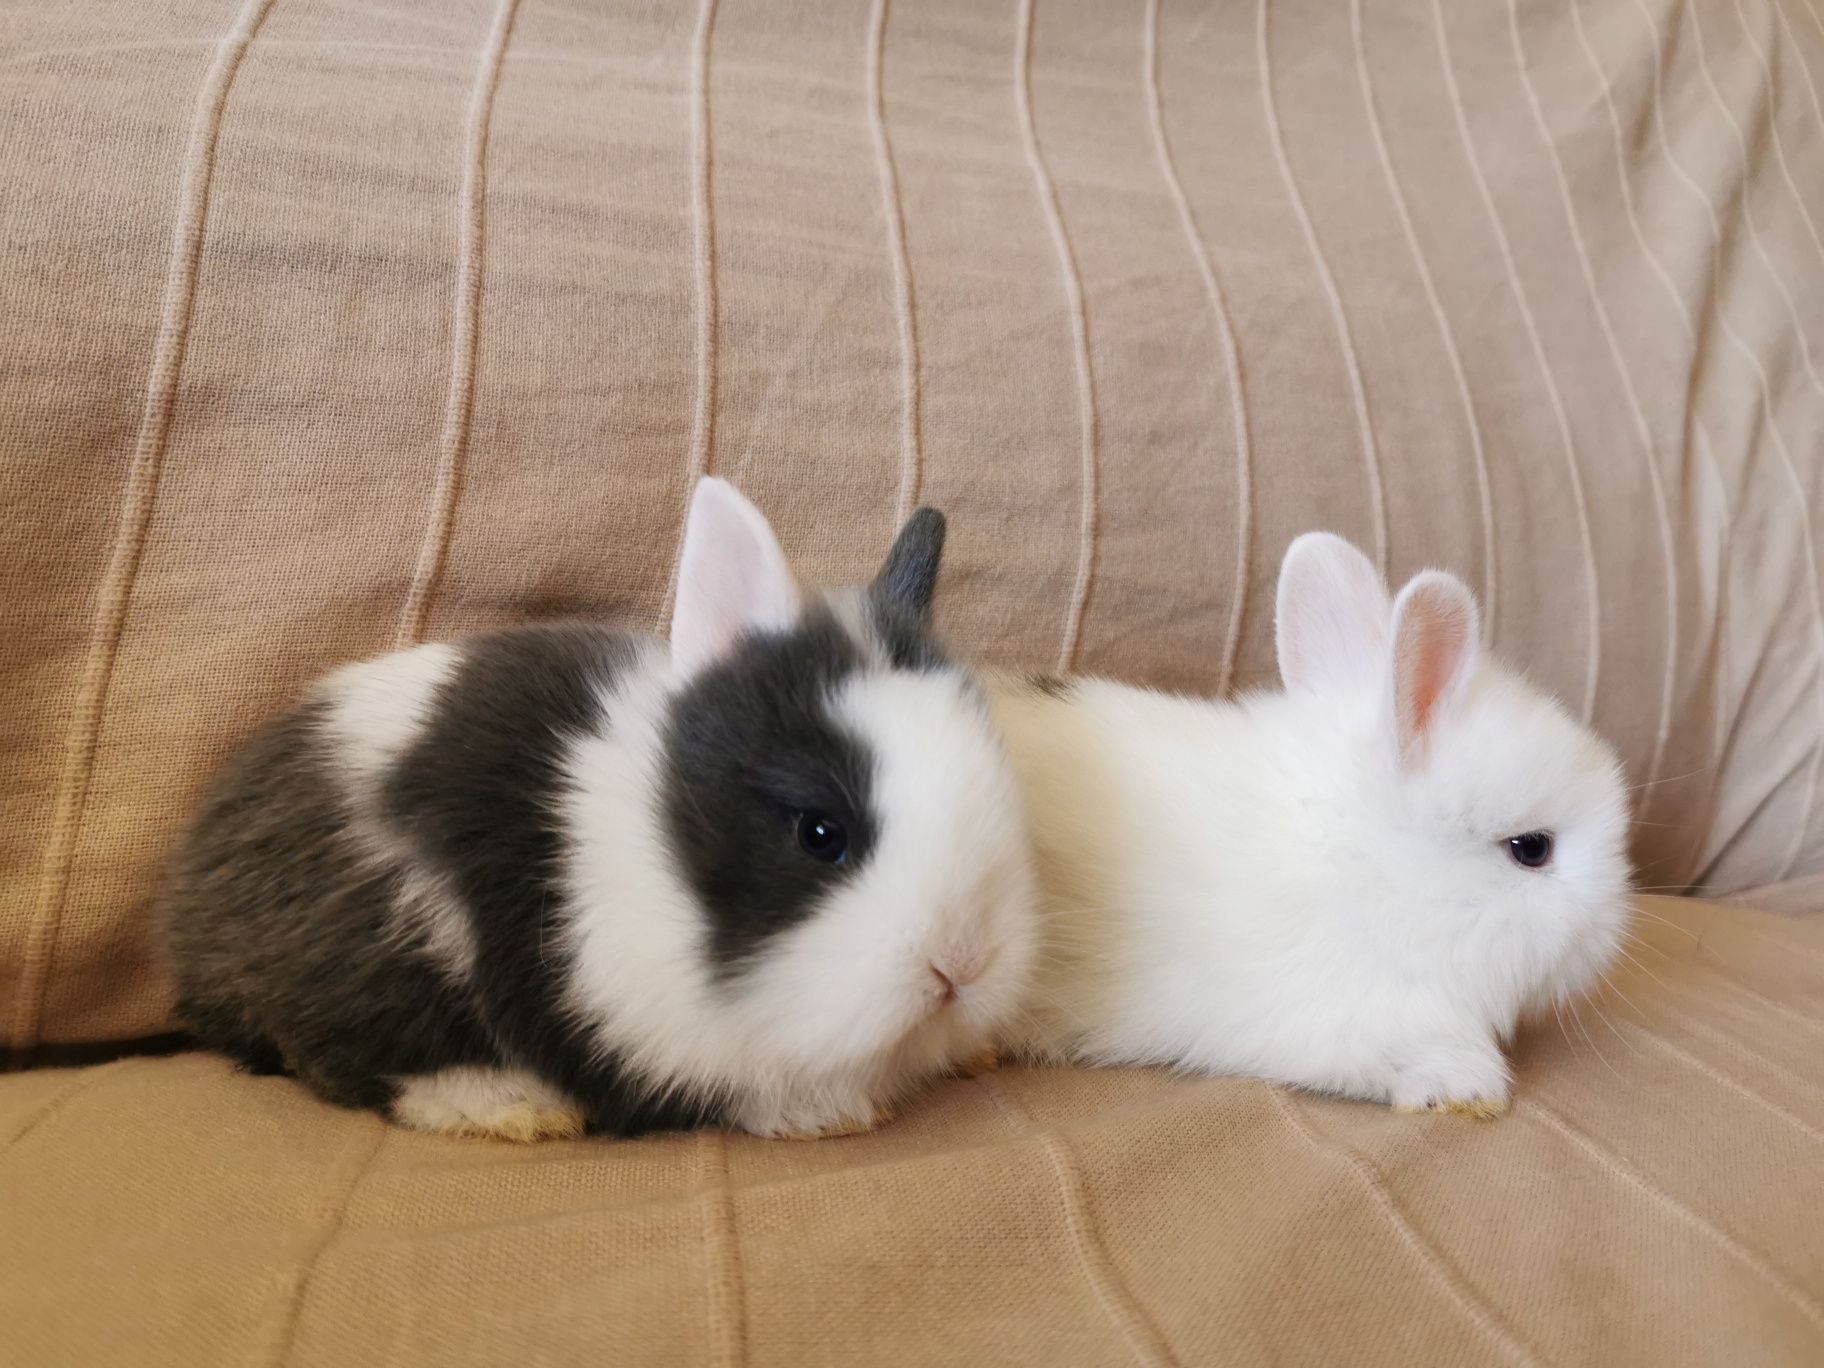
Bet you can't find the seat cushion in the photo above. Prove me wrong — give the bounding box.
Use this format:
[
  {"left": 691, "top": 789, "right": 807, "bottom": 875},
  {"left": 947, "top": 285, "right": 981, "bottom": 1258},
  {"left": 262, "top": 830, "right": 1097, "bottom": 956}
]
[{"left": 5, "top": 894, "right": 1820, "bottom": 1366}]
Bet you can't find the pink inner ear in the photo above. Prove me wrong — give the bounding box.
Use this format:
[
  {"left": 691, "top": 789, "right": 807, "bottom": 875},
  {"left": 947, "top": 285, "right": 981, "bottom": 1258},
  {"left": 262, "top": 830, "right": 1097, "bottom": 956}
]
[
  {"left": 1394, "top": 579, "right": 1477, "bottom": 759},
  {"left": 1404, "top": 625, "right": 1457, "bottom": 737}
]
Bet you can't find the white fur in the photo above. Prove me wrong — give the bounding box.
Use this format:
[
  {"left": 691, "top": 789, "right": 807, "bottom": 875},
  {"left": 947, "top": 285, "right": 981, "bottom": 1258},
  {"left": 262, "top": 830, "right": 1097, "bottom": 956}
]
[
  {"left": 1276, "top": 531, "right": 1389, "bottom": 696},
  {"left": 992, "top": 538, "right": 1631, "bottom": 1113},
  {"left": 824, "top": 587, "right": 892, "bottom": 667},
  {"left": 391, "top": 1065, "right": 585, "bottom": 1141},
  {"left": 670, "top": 477, "right": 801, "bottom": 680},
  {"left": 320, "top": 641, "right": 458, "bottom": 795},
  {"left": 558, "top": 624, "right": 1038, "bottom": 1137},
  {"left": 319, "top": 642, "right": 477, "bottom": 979}
]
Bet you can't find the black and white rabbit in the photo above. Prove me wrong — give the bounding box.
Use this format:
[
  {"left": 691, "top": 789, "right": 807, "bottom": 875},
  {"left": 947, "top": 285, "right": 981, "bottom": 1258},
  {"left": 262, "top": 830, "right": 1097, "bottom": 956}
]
[
  {"left": 161, "top": 478, "right": 1038, "bottom": 1140},
  {"left": 990, "top": 533, "right": 1631, "bottom": 1116}
]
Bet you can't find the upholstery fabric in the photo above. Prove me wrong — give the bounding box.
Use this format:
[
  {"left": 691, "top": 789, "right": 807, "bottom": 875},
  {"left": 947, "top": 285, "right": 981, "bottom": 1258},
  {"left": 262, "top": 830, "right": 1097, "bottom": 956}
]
[{"left": 4, "top": 893, "right": 1822, "bottom": 1365}]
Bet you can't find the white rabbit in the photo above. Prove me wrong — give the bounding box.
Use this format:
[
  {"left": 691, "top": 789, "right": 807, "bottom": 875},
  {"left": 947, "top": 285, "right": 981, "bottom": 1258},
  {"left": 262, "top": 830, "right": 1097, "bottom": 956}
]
[{"left": 991, "top": 533, "right": 1631, "bottom": 1115}]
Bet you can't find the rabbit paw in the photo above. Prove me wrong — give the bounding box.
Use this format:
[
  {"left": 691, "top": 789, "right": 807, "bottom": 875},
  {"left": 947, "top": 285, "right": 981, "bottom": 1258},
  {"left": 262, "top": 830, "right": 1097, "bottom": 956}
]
[
  {"left": 484, "top": 1104, "right": 590, "bottom": 1142},
  {"left": 391, "top": 1066, "right": 586, "bottom": 1142},
  {"left": 737, "top": 1096, "right": 895, "bottom": 1141},
  {"left": 1389, "top": 1043, "right": 1511, "bottom": 1120},
  {"left": 951, "top": 1046, "right": 1001, "bottom": 1079},
  {"left": 776, "top": 1106, "right": 896, "bottom": 1141}
]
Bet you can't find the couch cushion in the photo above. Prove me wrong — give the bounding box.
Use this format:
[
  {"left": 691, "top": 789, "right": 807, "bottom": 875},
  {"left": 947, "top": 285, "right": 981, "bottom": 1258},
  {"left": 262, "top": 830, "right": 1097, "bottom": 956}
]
[
  {"left": 3, "top": 3, "right": 1822, "bottom": 1047},
  {"left": 4, "top": 894, "right": 1820, "bottom": 1366}
]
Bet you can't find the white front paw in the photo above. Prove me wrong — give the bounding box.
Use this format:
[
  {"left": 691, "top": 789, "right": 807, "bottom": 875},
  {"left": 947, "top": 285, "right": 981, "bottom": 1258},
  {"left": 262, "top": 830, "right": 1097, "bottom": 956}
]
[
  {"left": 1389, "top": 1041, "right": 1511, "bottom": 1119},
  {"left": 732, "top": 1092, "right": 894, "bottom": 1141},
  {"left": 390, "top": 1065, "right": 586, "bottom": 1142}
]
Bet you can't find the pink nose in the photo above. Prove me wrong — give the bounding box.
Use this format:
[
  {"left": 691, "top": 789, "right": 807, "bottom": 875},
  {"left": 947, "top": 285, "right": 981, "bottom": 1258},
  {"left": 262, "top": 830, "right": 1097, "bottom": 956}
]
[{"left": 929, "top": 964, "right": 958, "bottom": 1003}]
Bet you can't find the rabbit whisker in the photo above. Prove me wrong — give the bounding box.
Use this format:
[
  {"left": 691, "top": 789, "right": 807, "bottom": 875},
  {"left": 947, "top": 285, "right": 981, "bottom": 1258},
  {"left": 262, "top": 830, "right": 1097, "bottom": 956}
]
[
  {"left": 1595, "top": 971, "right": 1647, "bottom": 1028},
  {"left": 1553, "top": 997, "right": 1578, "bottom": 1056},
  {"left": 1627, "top": 906, "right": 1702, "bottom": 942},
  {"left": 1620, "top": 765, "right": 1713, "bottom": 795},
  {"left": 1612, "top": 943, "right": 1672, "bottom": 991},
  {"left": 1569, "top": 1000, "right": 1624, "bottom": 1081}
]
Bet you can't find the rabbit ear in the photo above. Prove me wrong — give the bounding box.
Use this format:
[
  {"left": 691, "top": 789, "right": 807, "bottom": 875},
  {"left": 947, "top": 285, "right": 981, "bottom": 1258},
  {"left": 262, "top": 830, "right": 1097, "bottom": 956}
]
[
  {"left": 1275, "top": 533, "right": 1390, "bottom": 696},
  {"left": 870, "top": 508, "right": 946, "bottom": 626},
  {"left": 1390, "top": 570, "right": 1481, "bottom": 765},
  {"left": 670, "top": 478, "right": 802, "bottom": 679}
]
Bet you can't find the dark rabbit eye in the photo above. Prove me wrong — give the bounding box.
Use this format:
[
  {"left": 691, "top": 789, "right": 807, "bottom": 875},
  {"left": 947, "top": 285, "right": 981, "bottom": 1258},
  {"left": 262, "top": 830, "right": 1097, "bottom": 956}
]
[
  {"left": 1506, "top": 831, "right": 1554, "bottom": 869},
  {"left": 795, "top": 811, "right": 848, "bottom": 864}
]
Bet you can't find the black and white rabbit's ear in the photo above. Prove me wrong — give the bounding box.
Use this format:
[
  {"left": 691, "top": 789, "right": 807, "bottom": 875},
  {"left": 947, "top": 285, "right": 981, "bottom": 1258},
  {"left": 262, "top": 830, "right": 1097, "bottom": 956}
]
[
  {"left": 1274, "top": 532, "right": 1389, "bottom": 697},
  {"left": 671, "top": 478, "right": 802, "bottom": 679},
  {"left": 870, "top": 508, "right": 946, "bottom": 626}
]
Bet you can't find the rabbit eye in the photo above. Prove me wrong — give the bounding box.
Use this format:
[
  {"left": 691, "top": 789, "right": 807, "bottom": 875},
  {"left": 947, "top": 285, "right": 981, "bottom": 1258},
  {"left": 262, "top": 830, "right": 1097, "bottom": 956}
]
[
  {"left": 1506, "top": 831, "right": 1554, "bottom": 869},
  {"left": 795, "top": 810, "right": 849, "bottom": 865}
]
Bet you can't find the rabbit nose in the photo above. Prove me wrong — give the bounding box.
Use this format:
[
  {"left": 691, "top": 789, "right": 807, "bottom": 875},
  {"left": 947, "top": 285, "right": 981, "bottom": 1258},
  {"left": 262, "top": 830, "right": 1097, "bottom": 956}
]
[
  {"left": 932, "top": 943, "right": 990, "bottom": 993},
  {"left": 928, "top": 964, "right": 958, "bottom": 1003}
]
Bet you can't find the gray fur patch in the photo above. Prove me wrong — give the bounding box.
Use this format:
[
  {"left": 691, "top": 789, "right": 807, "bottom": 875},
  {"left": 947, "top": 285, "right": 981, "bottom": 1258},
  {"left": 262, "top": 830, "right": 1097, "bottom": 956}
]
[{"left": 160, "top": 702, "right": 499, "bottom": 1109}]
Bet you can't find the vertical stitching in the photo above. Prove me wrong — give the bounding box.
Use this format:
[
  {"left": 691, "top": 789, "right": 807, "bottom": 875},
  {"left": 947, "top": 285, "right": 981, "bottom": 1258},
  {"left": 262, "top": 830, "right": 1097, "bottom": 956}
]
[
  {"left": 661, "top": 0, "right": 723, "bottom": 625},
  {"left": 263, "top": 1121, "right": 389, "bottom": 1366},
  {"left": 1568, "top": 0, "right": 1738, "bottom": 882},
  {"left": 1350, "top": 0, "right": 1495, "bottom": 637},
  {"left": 978, "top": 1076, "right": 1176, "bottom": 1367},
  {"left": 1015, "top": 0, "right": 1101, "bottom": 674},
  {"left": 1038, "top": 1131, "right": 1178, "bottom": 1368},
  {"left": 1770, "top": 0, "right": 1824, "bottom": 140},
  {"left": 1632, "top": 974, "right": 1824, "bottom": 1097},
  {"left": 1802, "top": 0, "right": 1824, "bottom": 45},
  {"left": 1696, "top": 747, "right": 1810, "bottom": 887},
  {"left": 1770, "top": 6, "right": 1824, "bottom": 877},
  {"left": 1683, "top": 0, "right": 1824, "bottom": 875},
  {"left": 1522, "top": 1099, "right": 1824, "bottom": 1332},
  {"left": 1687, "top": 1, "right": 1824, "bottom": 412},
  {"left": 1145, "top": 0, "right": 1254, "bottom": 693},
  {"left": 869, "top": 0, "right": 924, "bottom": 523},
  {"left": 395, "top": 0, "right": 521, "bottom": 648},
  {"left": 1621, "top": 1017, "right": 1824, "bottom": 1143},
  {"left": 1, "top": 1059, "right": 136, "bottom": 1155},
  {"left": 1431, "top": 0, "right": 1602, "bottom": 724},
  {"left": 9, "top": 0, "right": 276, "bottom": 1059},
  {"left": 1674, "top": 995, "right": 1824, "bottom": 1097},
  {"left": 1258, "top": 0, "right": 1388, "bottom": 579},
  {"left": 1683, "top": 424, "right": 1738, "bottom": 889},
  {"left": 1732, "top": 0, "right": 1824, "bottom": 285},
  {"left": 1717, "top": 974, "right": 1824, "bottom": 1037},
  {"left": 697, "top": 1129, "right": 747, "bottom": 1367},
  {"left": 1267, "top": 1087, "right": 1542, "bottom": 1366},
  {"left": 1697, "top": 902, "right": 1824, "bottom": 960},
  {"left": 1506, "top": 0, "right": 1678, "bottom": 815},
  {"left": 1627, "top": 0, "right": 1824, "bottom": 878}
]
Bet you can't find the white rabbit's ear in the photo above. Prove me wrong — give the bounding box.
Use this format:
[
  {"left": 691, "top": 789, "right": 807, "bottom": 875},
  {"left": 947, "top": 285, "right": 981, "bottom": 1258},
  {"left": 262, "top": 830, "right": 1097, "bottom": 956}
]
[
  {"left": 1275, "top": 533, "right": 1390, "bottom": 696},
  {"left": 670, "top": 478, "right": 802, "bottom": 679},
  {"left": 1390, "top": 570, "right": 1481, "bottom": 765}
]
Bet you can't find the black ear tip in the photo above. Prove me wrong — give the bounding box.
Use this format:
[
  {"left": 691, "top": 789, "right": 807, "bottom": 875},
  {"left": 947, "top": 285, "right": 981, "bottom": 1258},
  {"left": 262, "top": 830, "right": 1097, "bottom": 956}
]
[
  {"left": 902, "top": 507, "right": 946, "bottom": 548},
  {"left": 890, "top": 507, "right": 946, "bottom": 560},
  {"left": 873, "top": 505, "right": 948, "bottom": 618}
]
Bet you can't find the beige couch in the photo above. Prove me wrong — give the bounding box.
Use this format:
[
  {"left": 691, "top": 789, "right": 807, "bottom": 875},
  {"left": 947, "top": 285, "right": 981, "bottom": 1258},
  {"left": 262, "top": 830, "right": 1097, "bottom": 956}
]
[{"left": 4, "top": 2, "right": 1822, "bottom": 1362}]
